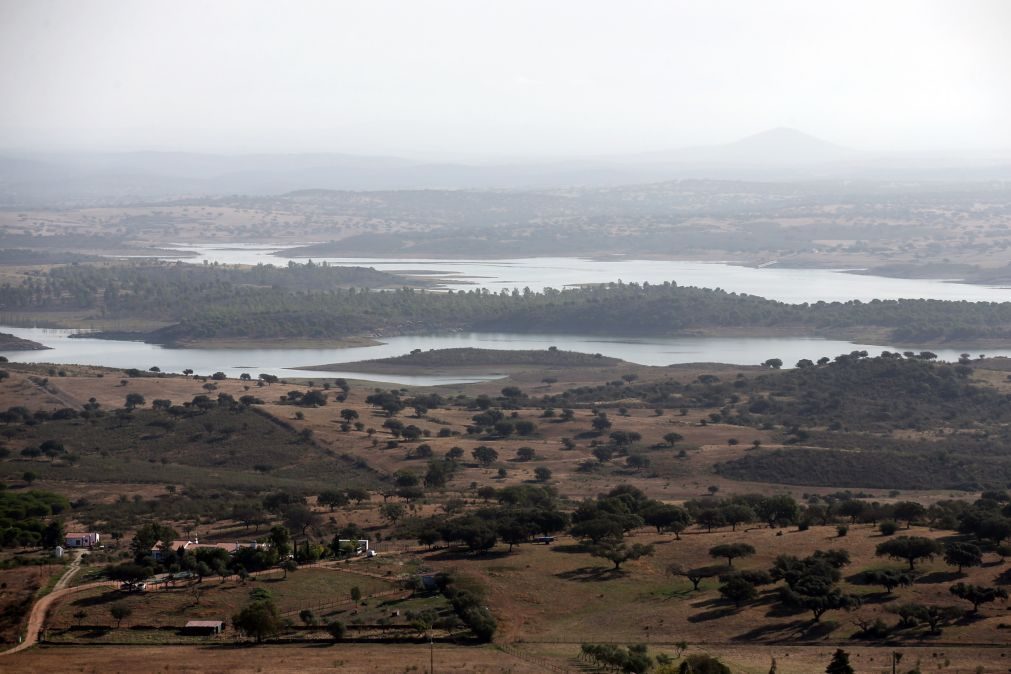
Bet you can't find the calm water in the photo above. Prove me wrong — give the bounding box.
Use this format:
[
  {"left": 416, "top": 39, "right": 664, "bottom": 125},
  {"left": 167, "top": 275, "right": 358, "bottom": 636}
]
[
  {"left": 23, "top": 244, "right": 1010, "bottom": 384},
  {"left": 156, "top": 243, "right": 1011, "bottom": 303},
  {"left": 2, "top": 326, "right": 1006, "bottom": 387}
]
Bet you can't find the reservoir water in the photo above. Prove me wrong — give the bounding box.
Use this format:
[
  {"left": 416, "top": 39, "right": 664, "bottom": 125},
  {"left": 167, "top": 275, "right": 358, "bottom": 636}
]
[
  {"left": 7, "top": 244, "right": 1008, "bottom": 385},
  {"left": 159, "top": 243, "right": 1011, "bottom": 304},
  {"left": 2, "top": 326, "right": 1007, "bottom": 387}
]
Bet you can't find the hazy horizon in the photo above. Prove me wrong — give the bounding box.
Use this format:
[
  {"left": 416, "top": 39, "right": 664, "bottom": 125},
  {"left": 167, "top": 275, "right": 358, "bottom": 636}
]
[{"left": 1, "top": 0, "right": 1009, "bottom": 160}]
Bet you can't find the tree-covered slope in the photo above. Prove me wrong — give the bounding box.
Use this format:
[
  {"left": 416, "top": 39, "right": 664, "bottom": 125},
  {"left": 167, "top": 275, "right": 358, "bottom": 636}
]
[{"left": 7, "top": 262, "right": 1011, "bottom": 343}]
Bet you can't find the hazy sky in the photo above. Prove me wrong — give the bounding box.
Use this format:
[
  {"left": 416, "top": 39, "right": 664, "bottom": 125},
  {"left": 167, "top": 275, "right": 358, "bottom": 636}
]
[{"left": 0, "top": 0, "right": 1008, "bottom": 157}]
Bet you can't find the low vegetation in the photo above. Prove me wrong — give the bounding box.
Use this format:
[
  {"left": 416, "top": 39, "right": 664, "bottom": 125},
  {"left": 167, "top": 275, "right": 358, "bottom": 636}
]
[{"left": 3, "top": 350, "right": 1011, "bottom": 670}]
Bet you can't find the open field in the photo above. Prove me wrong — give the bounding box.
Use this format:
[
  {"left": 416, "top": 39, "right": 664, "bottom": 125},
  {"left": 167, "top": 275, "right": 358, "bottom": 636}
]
[
  {"left": 3, "top": 352, "right": 1011, "bottom": 671},
  {"left": 4, "top": 641, "right": 1011, "bottom": 673},
  {"left": 47, "top": 567, "right": 396, "bottom": 630},
  {"left": 423, "top": 524, "right": 1011, "bottom": 646}
]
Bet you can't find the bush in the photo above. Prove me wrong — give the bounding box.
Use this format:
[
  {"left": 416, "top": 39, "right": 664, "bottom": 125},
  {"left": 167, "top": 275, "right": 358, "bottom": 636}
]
[
  {"left": 676, "top": 654, "right": 731, "bottom": 674},
  {"left": 879, "top": 520, "right": 899, "bottom": 536},
  {"left": 438, "top": 574, "right": 496, "bottom": 642}
]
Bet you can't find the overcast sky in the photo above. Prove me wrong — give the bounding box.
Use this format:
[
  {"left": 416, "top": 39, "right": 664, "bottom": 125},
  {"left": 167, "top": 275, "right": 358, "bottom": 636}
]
[{"left": 0, "top": 0, "right": 1008, "bottom": 158}]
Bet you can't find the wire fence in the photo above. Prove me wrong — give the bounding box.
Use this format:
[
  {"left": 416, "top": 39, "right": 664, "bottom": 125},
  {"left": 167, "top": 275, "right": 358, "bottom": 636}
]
[
  {"left": 496, "top": 645, "right": 577, "bottom": 674},
  {"left": 279, "top": 588, "right": 409, "bottom": 618}
]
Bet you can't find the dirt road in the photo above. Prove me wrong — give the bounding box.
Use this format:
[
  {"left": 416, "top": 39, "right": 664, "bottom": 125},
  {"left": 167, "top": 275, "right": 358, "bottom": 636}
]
[
  {"left": 0, "top": 575, "right": 116, "bottom": 656},
  {"left": 0, "top": 556, "right": 391, "bottom": 655},
  {"left": 52, "top": 550, "right": 83, "bottom": 592}
]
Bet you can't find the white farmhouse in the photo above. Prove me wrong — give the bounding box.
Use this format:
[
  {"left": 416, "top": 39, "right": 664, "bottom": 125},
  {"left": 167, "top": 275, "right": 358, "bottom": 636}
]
[{"left": 65, "top": 532, "right": 100, "bottom": 548}]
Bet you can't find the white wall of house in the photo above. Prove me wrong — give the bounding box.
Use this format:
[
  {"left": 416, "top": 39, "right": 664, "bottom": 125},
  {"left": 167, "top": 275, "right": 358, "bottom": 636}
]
[{"left": 65, "top": 532, "right": 100, "bottom": 547}]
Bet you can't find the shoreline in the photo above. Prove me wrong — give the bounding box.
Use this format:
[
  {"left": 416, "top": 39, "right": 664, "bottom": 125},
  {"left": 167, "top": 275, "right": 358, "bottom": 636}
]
[
  {"left": 56, "top": 241, "right": 1010, "bottom": 290},
  {"left": 14, "top": 323, "right": 1011, "bottom": 353},
  {"left": 163, "top": 336, "right": 382, "bottom": 350},
  {"left": 0, "top": 332, "right": 49, "bottom": 351},
  {"left": 246, "top": 247, "right": 1011, "bottom": 289}
]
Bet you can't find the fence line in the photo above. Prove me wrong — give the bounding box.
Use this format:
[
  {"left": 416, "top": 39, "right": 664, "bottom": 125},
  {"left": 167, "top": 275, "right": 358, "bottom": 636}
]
[
  {"left": 280, "top": 588, "right": 409, "bottom": 618},
  {"left": 496, "top": 645, "right": 576, "bottom": 674}
]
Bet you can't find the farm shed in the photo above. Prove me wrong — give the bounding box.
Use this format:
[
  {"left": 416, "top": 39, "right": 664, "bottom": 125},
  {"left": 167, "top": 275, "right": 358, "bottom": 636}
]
[{"left": 184, "top": 620, "right": 224, "bottom": 635}]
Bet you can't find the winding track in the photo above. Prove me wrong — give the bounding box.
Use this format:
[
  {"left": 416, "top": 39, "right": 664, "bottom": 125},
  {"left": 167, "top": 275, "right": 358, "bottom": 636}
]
[
  {"left": 1, "top": 555, "right": 406, "bottom": 655},
  {"left": 0, "top": 577, "right": 117, "bottom": 656}
]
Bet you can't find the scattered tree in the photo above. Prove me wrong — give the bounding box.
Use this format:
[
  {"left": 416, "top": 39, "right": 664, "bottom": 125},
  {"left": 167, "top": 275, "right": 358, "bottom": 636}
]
[
  {"left": 875, "top": 536, "right": 943, "bottom": 570},
  {"left": 719, "top": 576, "right": 757, "bottom": 607},
  {"left": 668, "top": 563, "right": 724, "bottom": 591},
  {"left": 326, "top": 620, "right": 347, "bottom": 640},
  {"left": 110, "top": 604, "right": 132, "bottom": 627},
  {"left": 709, "top": 543, "right": 756, "bottom": 567},
  {"left": 943, "top": 541, "right": 983, "bottom": 573},
  {"left": 233, "top": 598, "right": 282, "bottom": 643},
  {"left": 825, "top": 648, "right": 854, "bottom": 674},
  {"left": 949, "top": 582, "right": 1008, "bottom": 613},
  {"left": 591, "top": 541, "right": 654, "bottom": 570}
]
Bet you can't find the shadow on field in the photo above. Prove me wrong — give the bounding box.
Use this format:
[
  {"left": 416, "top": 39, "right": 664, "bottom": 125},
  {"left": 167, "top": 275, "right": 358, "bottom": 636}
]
[
  {"left": 763, "top": 603, "right": 807, "bottom": 619},
  {"left": 425, "top": 548, "right": 512, "bottom": 562},
  {"left": 549, "top": 544, "right": 591, "bottom": 554},
  {"left": 71, "top": 592, "right": 123, "bottom": 608},
  {"left": 649, "top": 538, "right": 679, "bottom": 547},
  {"left": 914, "top": 570, "right": 962, "bottom": 584},
  {"left": 858, "top": 592, "right": 899, "bottom": 605},
  {"left": 687, "top": 605, "right": 736, "bottom": 622},
  {"left": 555, "top": 566, "right": 625, "bottom": 582},
  {"left": 731, "top": 618, "right": 811, "bottom": 642},
  {"left": 956, "top": 612, "right": 987, "bottom": 626}
]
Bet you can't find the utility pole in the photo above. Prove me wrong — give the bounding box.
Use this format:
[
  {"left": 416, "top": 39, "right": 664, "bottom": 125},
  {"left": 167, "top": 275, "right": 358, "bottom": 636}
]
[{"left": 429, "top": 632, "right": 434, "bottom": 674}]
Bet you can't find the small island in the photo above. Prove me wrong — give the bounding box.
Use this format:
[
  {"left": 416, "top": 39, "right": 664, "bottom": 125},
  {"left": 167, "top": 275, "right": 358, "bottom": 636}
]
[
  {"left": 298, "top": 347, "right": 621, "bottom": 375},
  {"left": 0, "top": 332, "right": 48, "bottom": 351}
]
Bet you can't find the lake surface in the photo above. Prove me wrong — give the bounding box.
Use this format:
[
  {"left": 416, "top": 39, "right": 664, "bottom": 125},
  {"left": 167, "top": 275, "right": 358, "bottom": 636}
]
[
  {"left": 2, "top": 326, "right": 1007, "bottom": 387},
  {"left": 23, "top": 244, "right": 1010, "bottom": 384},
  {"left": 157, "top": 243, "right": 1011, "bottom": 304}
]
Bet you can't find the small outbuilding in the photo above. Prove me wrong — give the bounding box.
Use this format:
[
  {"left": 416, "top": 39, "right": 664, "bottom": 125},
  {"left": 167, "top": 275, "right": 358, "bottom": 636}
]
[{"left": 184, "top": 620, "right": 224, "bottom": 635}]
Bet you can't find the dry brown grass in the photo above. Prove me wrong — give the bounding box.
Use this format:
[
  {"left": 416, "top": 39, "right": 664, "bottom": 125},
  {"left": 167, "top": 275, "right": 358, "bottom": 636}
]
[
  {"left": 5, "top": 363, "right": 1011, "bottom": 670},
  {"left": 4, "top": 638, "right": 1011, "bottom": 672},
  {"left": 46, "top": 568, "right": 395, "bottom": 630},
  {"left": 3, "top": 642, "right": 551, "bottom": 673},
  {"left": 0, "top": 565, "right": 61, "bottom": 643},
  {"left": 423, "top": 523, "right": 1011, "bottom": 648}
]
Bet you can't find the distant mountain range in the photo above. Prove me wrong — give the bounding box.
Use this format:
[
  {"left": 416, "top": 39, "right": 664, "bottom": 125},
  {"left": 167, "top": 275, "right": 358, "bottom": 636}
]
[
  {"left": 1, "top": 128, "right": 1009, "bottom": 205},
  {"left": 617, "top": 127, "right": 860, "bottom": 166}
]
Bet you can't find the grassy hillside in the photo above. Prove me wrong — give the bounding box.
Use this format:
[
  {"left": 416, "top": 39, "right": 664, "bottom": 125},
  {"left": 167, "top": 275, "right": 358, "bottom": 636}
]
[
  {"left": 3, "top": 354, "right": 1011, "bottom": 670},
  {"left": 0, "top": 391, "right": 381, "bottom": 537}
]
